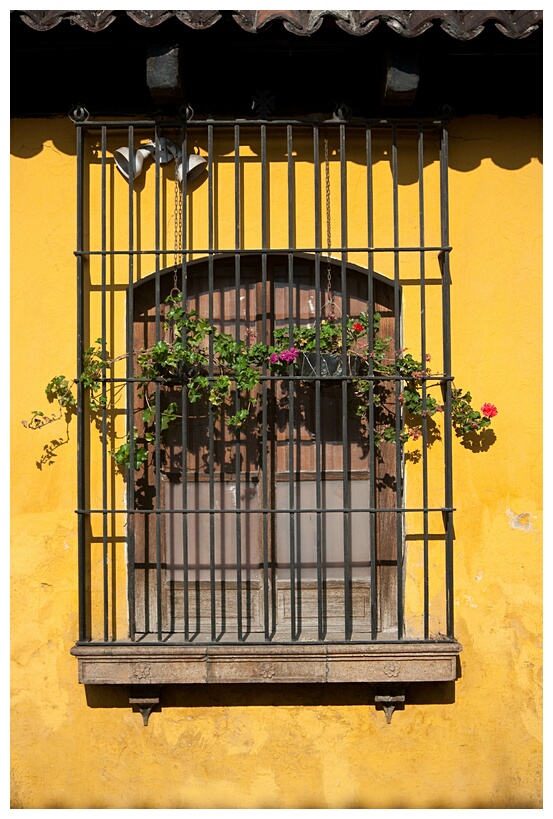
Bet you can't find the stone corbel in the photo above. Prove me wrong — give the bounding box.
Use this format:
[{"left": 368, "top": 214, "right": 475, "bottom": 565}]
[
  {"left": 373, "top": 684, "right": 407, "bottom": 723},
  {"left": 129, "top": 685, "right": 161, "bottom": 726}
]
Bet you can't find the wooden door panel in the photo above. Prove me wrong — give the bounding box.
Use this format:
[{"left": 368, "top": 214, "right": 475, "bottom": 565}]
[{"left": 132, "top": 255, "right": 398, "bottom": 638}]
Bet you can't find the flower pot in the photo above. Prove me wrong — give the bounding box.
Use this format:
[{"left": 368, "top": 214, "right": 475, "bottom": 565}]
[
  {"left": 299, "top": 352, "right": 366, "bottom": 380},
  {"left": 154, "top": 360, "right": 191, "bottom": 381}
]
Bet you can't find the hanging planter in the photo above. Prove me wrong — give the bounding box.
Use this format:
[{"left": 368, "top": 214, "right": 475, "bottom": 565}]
[
  {"left": 153, "top": 358, "right": 192, "bottom": 381},
  {"left": 270, "top": 314, "right": 375, "bottom": 380},
  {"left": 298, "top": 350, "right": 367, "bottom": 380}
]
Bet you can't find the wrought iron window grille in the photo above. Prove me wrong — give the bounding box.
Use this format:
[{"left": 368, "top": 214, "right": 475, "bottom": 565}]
[{"left": 70, "top": 109, "right": 462, "bottom": 723}]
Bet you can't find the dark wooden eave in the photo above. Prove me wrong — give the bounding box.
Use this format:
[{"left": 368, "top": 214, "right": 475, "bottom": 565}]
[
  {"left": 11, "top": 9, "right": 543, "bottom": 118},
  {"left": 17, "top": 10, "right": 543, "bottom": 39}
]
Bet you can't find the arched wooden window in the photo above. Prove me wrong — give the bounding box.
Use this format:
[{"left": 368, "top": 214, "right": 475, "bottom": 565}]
[{"left": 133, "top": 254, "right": 397, "bottom": 641}]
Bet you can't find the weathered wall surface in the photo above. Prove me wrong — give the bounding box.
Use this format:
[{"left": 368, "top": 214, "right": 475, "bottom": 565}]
[{"left": 10, "top": 116, "right": 542, "bottom": 808}]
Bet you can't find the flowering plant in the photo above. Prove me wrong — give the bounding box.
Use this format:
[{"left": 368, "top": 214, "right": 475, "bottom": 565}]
[
  {"left": 24, "top": 291, "right": 497, "bottom": 467},
  {"left": 266, "top": 311, "right": 497, "bottom": 445},
  {"left": 267, "top": 311, "right": 378, "bottom": 375}
]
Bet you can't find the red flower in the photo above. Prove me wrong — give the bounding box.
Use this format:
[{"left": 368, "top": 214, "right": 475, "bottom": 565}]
[
  {"left": 352, "top": 322, "right": 364, "bottom": 333},
  {"left": 481, "top": 403, "right": 498, "bottom": 418}
]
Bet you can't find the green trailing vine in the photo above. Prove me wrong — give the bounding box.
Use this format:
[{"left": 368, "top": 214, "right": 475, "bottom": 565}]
[{"left": 24, "top": 289, "right": 497, "bottom": 469}]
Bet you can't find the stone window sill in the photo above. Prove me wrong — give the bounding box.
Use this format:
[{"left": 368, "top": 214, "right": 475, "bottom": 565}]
[{"left": 71, "top": 641, "right": 461, "bottom": 723}]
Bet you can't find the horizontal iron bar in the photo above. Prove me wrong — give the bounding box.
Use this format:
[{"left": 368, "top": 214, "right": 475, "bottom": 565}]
[
  {"left": 76, "top": 506, "right": 456, "bottom": 515},
  {"left": 76, "top": 117, "right": 450, "bottom": 130},
  {"left": 75, "top": 375, "right": 455, "bottom": 384},
  {"left": 75, "top": 246, "right": 452, "bottom": 257},
  {"left": 75, "top": 637, "right": 459, "bottom": 646}
]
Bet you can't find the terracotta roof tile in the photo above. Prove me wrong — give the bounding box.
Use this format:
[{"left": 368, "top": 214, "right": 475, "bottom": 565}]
[{"left": 17, "top": 10, "right": 543, "bottom": 39}]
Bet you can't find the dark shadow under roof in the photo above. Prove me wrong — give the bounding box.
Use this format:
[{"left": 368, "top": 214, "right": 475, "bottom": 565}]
[{"left": 11, "top": 10, "right": 543, "bottom": 118}]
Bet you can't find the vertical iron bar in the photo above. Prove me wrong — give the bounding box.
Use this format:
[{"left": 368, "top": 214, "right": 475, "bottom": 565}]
[
  {"left": 180, "top": 123, "right": 190, "bottom": 641},
  {"left": 126, "top": 125, "right": 137, "bottom": 640},
  {"left": 440, "top": 125, "right": 454, "bottom": 638},
  {"left": 207, "top": 123, "right": 217, "bottom": 641},
  {"left": 339, "top": 124, "right": 352, "bottom": 640},
  {"left": 418, "top": 126, "right": 430, "bottom": 639},
  {"left": 100, "top": 127, "right": 109, "bottom": 642},
  {"left": 287, "top": 124, "right": 298, "bottom": 640},
  {"left": 154, "top": 130, "right": 162, "bottom": 338},
  {"left": 154, "top": 130, "right": 163, "bottom": 641},
  {"left": 366, "top": 126, "right": 378, "bottom": 640},
  {"left": 234, "top": 124, "right": 244, "bottom": 640},
  {"left": 391, "top": 124, "right": 404, "bottom": 640},
  {"left": 76, "top": 123, "right": 87, "bottom": 642},
  {"left": 313, "top": 126, "right": 325, "bottom": 640},
  {"left": 260, "top": 123, "right": 271, "bottom": 639}
]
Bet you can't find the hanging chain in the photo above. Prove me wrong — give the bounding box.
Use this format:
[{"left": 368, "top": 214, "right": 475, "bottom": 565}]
[
  {"left": 324, "top": 132, "right": 334, "bottom": 316},
  {"left": 173, "top": 171, "right": 183, "bottom": 294}
]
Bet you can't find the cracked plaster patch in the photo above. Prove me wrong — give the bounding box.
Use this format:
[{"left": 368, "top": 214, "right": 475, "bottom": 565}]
[{"left": 506, "top": 508, "right": 536, "bottom": 532}]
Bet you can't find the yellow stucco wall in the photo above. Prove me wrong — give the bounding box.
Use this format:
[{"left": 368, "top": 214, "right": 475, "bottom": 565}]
[{"left": 10, "top": 115, "right": 542, "bottom": 808}]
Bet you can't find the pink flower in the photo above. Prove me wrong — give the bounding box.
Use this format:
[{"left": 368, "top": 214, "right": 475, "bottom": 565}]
[
  {"left": 279, "top": 347, "right": 298, "bottom": 363},
  {"left": 481, "top": 403, "right": 498, "bottom": 418},
  {"left": 269, "top": 353, "right": 280, "bottom": 365},
  {"left": 409, "top": 427, "right": 422, "bottom": 441}
]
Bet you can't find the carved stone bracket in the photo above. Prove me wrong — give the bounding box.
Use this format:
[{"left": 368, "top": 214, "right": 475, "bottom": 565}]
[
  {"left": 129, "top": 685, "right": 161, "bottom": 726},
  {"left": 373, "top": 684, "right": 406, "bottom": 724}
]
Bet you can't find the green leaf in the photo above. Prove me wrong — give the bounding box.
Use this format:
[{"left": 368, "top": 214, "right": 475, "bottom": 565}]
[{"left": 142, "top": 406, "right": 155, "bottom": 425}]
